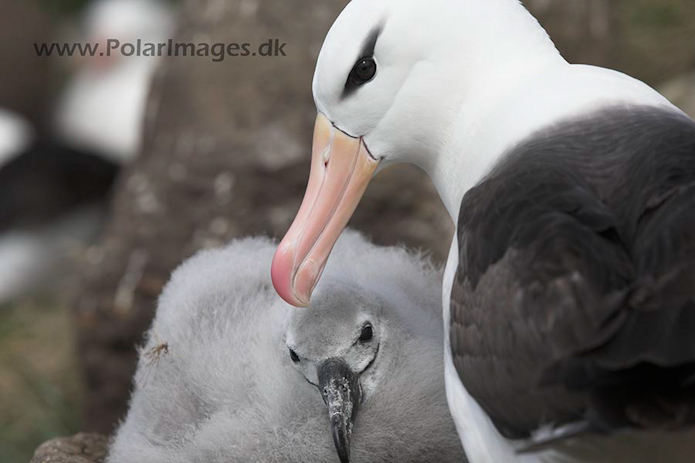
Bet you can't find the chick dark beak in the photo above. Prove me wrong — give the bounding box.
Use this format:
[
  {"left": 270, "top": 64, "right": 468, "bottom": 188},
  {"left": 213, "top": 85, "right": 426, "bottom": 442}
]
[{"left": 317, "top": 358, "right": 362, "bottom": 463}]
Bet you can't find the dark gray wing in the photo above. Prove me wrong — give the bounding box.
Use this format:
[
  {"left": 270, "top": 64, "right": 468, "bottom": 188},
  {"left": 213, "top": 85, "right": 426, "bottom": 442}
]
[{"left": 450, "top": 106, "right": 695, "bottom": 439}]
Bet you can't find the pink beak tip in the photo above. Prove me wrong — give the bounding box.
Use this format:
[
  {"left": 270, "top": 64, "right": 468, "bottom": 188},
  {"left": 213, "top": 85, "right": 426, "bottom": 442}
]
[{"left": 271, "top": 246, "right": 310, "bottom": 308}]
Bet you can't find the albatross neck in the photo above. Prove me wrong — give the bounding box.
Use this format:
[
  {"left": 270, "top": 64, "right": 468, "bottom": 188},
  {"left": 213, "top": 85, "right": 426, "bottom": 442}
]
[
  {"left": 400, "top": 0, "right": 569, "bottom": 220},
  {"left": 424, "top": 57, "right": 569, "bottom": 220},
  {"left": 424, "top": 59, "right": 676, "bottom": 222}
]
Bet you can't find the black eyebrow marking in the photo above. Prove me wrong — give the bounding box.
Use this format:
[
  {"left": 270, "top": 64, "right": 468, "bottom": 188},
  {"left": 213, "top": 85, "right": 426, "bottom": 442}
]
[
  {"left": 359, "top": 25, "right": 382, "bottom": 60},
  {"left": 341, "top": 24, "right": 384, "bottom": 98}
]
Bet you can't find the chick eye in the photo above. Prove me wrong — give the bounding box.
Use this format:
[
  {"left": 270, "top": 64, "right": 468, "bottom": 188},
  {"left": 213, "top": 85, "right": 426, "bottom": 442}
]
[
  {"left": 289, "top": 348, "right": 300, "bottom": 363},
  {"left": 359, "top": 324, "right": 374, "bottom": 343},
  {"left": 347, "top": 57, "right": 377, "bottom": 87}
]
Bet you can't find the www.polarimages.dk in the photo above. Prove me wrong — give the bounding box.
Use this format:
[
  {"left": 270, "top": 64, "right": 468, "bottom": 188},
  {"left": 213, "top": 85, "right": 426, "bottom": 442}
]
[{"left": 34, "top": 38, "right": 288, "bottom": 62}]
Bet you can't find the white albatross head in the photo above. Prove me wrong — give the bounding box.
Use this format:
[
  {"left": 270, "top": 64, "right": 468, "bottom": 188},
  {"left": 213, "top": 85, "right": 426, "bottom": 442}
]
[{"left": 271, "top": 0, "right": 563, "bottom": 306}]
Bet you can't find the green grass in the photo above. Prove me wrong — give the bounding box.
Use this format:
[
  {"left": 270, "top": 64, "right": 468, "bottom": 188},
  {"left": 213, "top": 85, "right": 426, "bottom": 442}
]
[{"left": 0, "top": 296, "right": 83, "bottom": 463}]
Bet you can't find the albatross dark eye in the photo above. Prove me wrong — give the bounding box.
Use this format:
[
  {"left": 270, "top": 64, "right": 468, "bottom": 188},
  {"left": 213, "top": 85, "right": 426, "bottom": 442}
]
[
  {"left": 289, "top": 348, "right": 300, "bottom": 363},
  {"left": 359, "top": 324, "right": 374, "bottom": 343},
  {"left": 347, "top": 57, "right": 377, "bottom": 87}
]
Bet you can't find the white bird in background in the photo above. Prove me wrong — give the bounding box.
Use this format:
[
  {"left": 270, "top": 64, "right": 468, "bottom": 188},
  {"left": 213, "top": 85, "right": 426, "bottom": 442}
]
[
  {"left": 0, "top": 109, "right": 33, "bottom": 168},
  {"left": 0, "top": 110, "right": 39, "bottom": 303},
  {"left": 54, "top": 0, "right": 175, "bottom": 163},
  {"left": 0, "top": 107, "right": 117, "bottom": 305},
  {"left": 0, "top": 0, "right": 175, "bottom": 305},
  {"left": 270, "top": 0, "right": 695, "bottom": 462},
  {"left": 108, "top": 231, "right": 466, "bottom": 463}
]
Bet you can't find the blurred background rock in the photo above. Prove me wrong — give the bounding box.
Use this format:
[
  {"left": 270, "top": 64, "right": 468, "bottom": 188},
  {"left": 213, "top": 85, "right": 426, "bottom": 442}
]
[{"left": 0, "top": 0, "right": 692, "bottom": 461}]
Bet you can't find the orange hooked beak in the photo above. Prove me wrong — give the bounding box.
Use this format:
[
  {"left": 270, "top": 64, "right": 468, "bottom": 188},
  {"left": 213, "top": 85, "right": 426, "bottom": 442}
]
[{"left": 271, "top": 113, "right": 379, "bottom": 307}]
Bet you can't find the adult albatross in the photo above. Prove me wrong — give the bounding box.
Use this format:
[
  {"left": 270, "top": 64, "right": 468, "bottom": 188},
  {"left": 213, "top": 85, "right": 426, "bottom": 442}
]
[{"left": 270, "top": 0, "right": 695, "bottom": 461}]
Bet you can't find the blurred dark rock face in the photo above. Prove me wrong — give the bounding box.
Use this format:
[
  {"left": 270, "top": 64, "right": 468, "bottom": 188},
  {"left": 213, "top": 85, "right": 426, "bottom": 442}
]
[
  {"left": 0, "top": 0, "right": 52, "bottom": 127},
  {"left": 73, "top": 0, "right": 619, "bottom": 435},
  {"left": 525, "top": 0, "right": 617, "bottom": 67}
]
